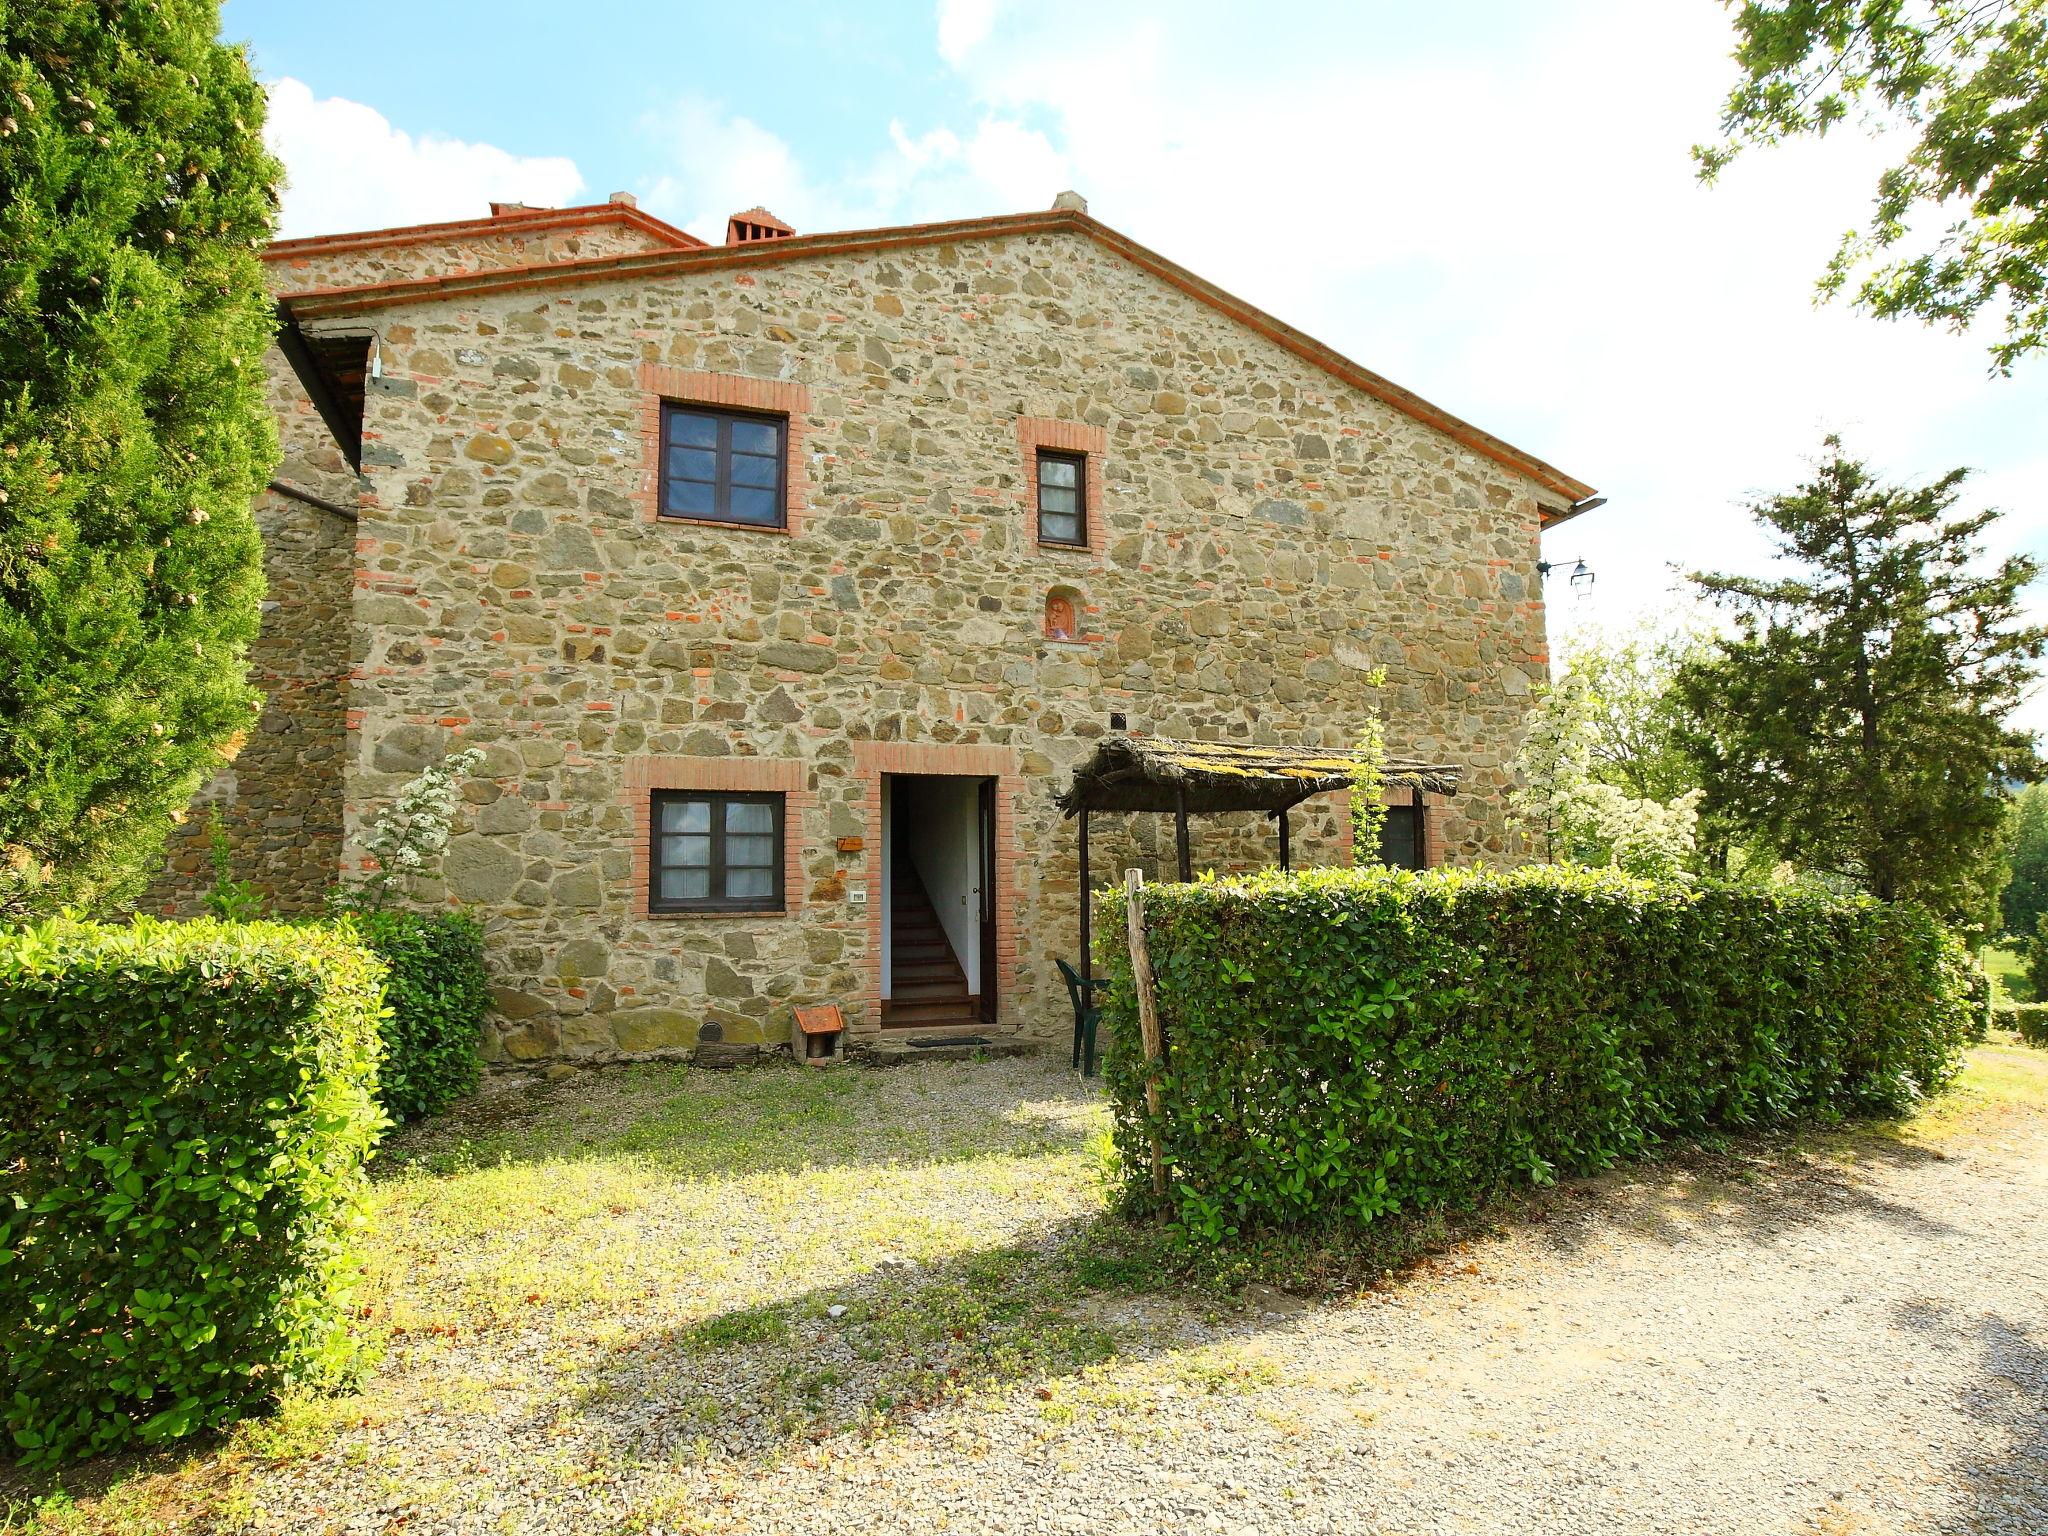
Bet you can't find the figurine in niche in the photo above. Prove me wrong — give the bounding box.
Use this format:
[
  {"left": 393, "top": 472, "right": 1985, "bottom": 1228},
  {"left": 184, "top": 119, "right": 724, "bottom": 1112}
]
[{"left": 1044, "top": 590, "right": 1077, "bottom": 641}]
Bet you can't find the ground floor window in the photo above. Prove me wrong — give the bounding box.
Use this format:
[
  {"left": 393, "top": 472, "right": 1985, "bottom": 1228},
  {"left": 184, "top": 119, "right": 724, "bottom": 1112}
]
[
  {"left": 1378, "top": 803, "right": 1425, "bottom": 869},
  {"left": 650, "top": 790, "right": 784, "bottom": 911}
]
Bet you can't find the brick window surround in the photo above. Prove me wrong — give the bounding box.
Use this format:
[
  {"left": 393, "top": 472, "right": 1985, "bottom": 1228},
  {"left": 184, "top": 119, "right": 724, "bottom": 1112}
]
[
  {"left": 1332, "top": 787, "right": 1449, "bottom": 869},
  {"left": 621, "top": 756, "right": 811, "bottom": 919},
  {"left": 1017, "top": 416, "right": 1107, "bottom": 558},
  {"left": 852, "top": 740, "right": 1023, "bottom": 1033},
  {"left": 638, "top": 366, "right": 811, "bottom": 535}
]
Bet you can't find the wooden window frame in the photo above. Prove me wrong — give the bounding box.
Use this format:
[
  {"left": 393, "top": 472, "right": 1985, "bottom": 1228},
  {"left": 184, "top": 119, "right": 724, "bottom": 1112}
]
[
  {"left": 657, "top": 402, "right": 789, "bottom": 530},
  {"left": 1035, "top": 448, "right": 1089, "bottom": 548},
  {"left": 649, "top": 789, "right": 787, "bottom": 914}
]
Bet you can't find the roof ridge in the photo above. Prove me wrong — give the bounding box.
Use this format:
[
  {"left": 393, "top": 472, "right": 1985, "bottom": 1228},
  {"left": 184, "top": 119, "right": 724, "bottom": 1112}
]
[
  {"left": 278, "top": 206, "right": 1592, "bottom": 507},
  {"left": 265, "top": 201, "right": 704, "bottom": 261}
]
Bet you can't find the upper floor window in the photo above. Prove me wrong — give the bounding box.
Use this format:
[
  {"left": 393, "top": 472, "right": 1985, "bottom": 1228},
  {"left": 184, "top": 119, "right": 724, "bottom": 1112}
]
[
  {"left": 1036, "top": 450, "right": 1087, "bottom": 547},
  {"left": 650, "top": 790, "right": 784, "bottom": 911},
  {"left": 660, "top": 404, "right": 787, "bottom": 528}
]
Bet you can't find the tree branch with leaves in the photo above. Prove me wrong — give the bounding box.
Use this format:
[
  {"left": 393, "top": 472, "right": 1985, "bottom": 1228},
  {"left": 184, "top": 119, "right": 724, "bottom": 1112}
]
[{"left": 1698, "top": 0, "right": 2048, "bottom": 371}]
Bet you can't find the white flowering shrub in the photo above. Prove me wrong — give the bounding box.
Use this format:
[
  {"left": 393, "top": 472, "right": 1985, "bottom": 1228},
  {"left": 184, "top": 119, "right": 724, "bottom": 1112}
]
[
  {"left": 337, "top": 748, "right": 485, "bottom": 911},
  {"left": 1510, "top": 676, "right": 1701, "bottom": 878}
]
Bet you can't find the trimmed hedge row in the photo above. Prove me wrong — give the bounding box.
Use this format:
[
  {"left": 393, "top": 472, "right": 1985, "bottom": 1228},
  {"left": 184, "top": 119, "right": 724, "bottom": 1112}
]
[
  {"left": 1992, "top": 1001, "right": 2048, "bottom": 1045},
  {"left": 341, "top": 908, "right": 488, "bottom": 1121},
  {"left": 1098, "top": 866, "right": 1975, "bottom": 1244},
  {"left": 0, "top": 918, "right": 387, "bottom": 1463}
]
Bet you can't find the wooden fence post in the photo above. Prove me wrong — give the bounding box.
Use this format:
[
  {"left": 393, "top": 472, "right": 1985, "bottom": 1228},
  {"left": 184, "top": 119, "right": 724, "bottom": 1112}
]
[{"left": 1125, "top": 867, "right": 1168, "bottom": 1200}]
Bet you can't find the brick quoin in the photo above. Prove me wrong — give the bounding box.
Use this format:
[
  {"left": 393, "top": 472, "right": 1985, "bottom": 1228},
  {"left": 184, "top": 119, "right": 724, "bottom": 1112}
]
[
  {"left": 852, "top": 741, "right": 1023, "bottom": 1038},
  {"left": 619, "top": 756, "right": 811, "bottom": 920},
  {"left": 636, "top": 366, "right": 813, "bottom": 534},
  {"left": 1017, "top": 416, "right": 1109, "bottom": 559}
]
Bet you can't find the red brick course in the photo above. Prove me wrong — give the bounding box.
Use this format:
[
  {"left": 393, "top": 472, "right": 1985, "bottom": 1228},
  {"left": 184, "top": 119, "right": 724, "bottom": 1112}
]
[
  {"left": 1017, "top": 416, "right": 1109, "bottom": 559},
  {"left": 851, "top": 740, "right": 1023, "bottom": 1035},
  {"left": 619, "top": 755, "right": 811, "bottom": 920},
  {"left": 636, "top": 366, "right": 813, "bottom": 535}
]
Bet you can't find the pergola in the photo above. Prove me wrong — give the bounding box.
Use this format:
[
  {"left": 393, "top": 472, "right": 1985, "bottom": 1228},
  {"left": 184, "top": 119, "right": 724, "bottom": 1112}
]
[{"left": 1055, "top": 736, "right": 1460, "bottom": 983}]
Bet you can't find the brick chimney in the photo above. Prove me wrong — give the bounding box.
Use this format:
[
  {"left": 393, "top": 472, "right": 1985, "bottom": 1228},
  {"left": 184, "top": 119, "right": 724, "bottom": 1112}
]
[{"left": 725, "top": 206, "right": 796, "bottom": 246}]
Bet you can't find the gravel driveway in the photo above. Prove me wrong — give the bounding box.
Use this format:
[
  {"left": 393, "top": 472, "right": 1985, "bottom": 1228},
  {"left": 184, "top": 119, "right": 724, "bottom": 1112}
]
[
  {"left": 20, "top": 1050, "right": 2043, "bottom": 1536},
  {"left": 688, "top": 1069, "right": 2048, "bottom": 1536}
]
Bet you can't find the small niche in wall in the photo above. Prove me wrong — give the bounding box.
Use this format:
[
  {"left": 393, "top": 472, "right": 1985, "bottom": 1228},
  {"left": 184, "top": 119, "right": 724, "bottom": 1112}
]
[{"left": 1044, "top": 586, "right": 1081, "bottom": 642}]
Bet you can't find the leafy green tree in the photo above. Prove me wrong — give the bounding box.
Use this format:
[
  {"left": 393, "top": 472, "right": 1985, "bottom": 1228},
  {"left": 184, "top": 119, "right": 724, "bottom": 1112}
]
[
  {"left": 2000, "top": 781, "right": 2048, "bottom": 937},
  {"left": 1509, "top": 672, "right": 1704, "bottom": 877},
  {"left": 1554, "top": 622, "right": 1710, "bottom": 802},
  {"left": 1675, "top": 438, "right": 2043, "bottom": 921},
  {"left": 1698, "top": 1, "right": 2048, "bottom": 372},
  {"left": 0, "top": 1, "right": 280, "bottom": 916}
]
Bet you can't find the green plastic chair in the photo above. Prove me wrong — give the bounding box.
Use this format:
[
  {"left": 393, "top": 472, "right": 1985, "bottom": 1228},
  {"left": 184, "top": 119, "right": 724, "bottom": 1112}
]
[{"left": 1056, "top": 958, "right": 1106, "bottom": 1077}]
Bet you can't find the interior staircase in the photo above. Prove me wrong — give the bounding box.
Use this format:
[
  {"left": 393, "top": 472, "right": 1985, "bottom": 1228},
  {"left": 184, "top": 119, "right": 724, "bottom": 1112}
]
[{"left": 884, "top": 859, "right": 980, "bottom": 1030}]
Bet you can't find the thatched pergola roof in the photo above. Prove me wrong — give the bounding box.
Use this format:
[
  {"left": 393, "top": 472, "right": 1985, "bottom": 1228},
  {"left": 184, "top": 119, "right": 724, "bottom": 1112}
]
[{"left": 1056, "top": 736, "right": 1461, "bottom": 817}]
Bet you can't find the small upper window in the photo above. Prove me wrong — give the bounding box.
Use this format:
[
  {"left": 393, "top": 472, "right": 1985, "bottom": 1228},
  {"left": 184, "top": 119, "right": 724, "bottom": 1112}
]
[
  {"left": 660, "top": 404, "right": 787, "bottom": 528},
  {"left": 651, "top": 790, "right": 784, "bottom": 912},
  {"left": 1036, "top": 450, "right": 1086, "bottom": 546}
]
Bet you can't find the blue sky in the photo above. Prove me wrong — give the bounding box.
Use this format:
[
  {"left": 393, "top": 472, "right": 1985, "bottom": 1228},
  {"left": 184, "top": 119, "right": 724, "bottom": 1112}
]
[{"left": 223, "top": 0, "right": 2048, "bottom": 728}]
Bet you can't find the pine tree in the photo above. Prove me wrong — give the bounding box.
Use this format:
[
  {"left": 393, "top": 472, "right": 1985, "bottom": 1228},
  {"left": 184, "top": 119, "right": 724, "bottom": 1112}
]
[
  {"left": 2000, "top": 782, "right": 2048, "bottom": 939},
  {"left": 0, "top": 0, "right": 280, "bottom": 915},
  {"left": 1676, "top": 438, "right": 2044, "bottom": 921}
]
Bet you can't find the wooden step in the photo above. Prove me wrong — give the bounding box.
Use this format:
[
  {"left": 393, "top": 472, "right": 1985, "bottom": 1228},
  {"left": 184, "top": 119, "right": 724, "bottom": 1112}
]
[
  {"left": 894, "top": 961, "right": 964, "bottom": 983},
  {"left": 876, "top": 1003, "right": 978, "bottom": 1028}
]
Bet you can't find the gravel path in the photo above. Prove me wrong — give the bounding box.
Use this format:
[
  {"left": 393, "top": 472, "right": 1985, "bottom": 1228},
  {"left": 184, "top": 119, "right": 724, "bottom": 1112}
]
[
  {"left": 228, "top": 1055, "right": 2045, "bottom": 1536},
  {"left": 695, "top": 1080, "right": 2048, "bottom": 1536}
]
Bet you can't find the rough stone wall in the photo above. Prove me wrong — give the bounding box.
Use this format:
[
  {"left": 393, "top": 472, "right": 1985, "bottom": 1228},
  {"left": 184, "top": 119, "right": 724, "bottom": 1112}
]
[
  {"left": 265, "top": 218, "right": 680, "bottom": 292},
  {"left": 143, "top": 340, "right": 359, "bottom": 914},
  {"left": 145, "top": 215, "right": 677, "bottom": 914},
  {"left": 326, "top": 225, "right": 1554, "bottom": 1061}
]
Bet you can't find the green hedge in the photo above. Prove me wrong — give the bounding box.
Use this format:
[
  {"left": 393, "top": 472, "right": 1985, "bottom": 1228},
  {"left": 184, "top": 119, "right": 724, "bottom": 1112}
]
[
  {"left": 1098, "top": 866, "right": 1975, "bottom": 1244},
  {"left": 0, "top": 918, "right": 387, "bottom": 1463},
  {"left": 1992, "top": 1000, "right": 2048, "bottom": 1045},
  {"left": 341, "top": 909, "right": 488, "bottom": 1121}
]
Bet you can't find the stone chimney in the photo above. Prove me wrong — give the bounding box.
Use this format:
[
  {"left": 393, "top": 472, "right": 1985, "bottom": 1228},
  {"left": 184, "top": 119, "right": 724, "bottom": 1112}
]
[
  {"left": 1051, "top": 190, "right": 1088, "bottom": 214},
  {"left": 608, "top": 191, "right": 638, "bottom": 208},
  {"left": 725, "top": 206, "right": 796, "bottom": 246}
]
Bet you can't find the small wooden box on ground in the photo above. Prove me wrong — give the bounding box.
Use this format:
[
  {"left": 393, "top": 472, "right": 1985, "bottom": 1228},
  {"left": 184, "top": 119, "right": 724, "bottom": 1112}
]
[{"left": 795, "top": 1003, "right": 845, "bottom": 1065}]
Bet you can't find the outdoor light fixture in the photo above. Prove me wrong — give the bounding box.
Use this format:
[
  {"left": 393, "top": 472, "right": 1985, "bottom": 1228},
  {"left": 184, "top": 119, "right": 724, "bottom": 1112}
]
[{"left": 1537, "top": 557, "right": 1596, "bottom": 595}]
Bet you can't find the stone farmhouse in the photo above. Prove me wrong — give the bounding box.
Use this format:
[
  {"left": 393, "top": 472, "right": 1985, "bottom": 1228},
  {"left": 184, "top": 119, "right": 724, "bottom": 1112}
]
[{"left": 147, "top": 190, "right": 1598, "bottom": 1063}]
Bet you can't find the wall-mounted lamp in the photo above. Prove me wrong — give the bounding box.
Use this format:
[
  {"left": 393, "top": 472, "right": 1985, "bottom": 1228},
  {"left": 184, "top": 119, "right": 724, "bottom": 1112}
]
[{"left": 1537, "top": 557, "right": 1596, "bottom": 595}]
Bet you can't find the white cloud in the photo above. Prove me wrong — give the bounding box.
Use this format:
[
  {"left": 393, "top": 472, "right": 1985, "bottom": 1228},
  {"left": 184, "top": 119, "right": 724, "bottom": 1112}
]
[
  {"left": 935, "top": 0, "right": 999, "bottom": 66},
  {"left": 638, "top": 97, "right": 830, "bottom": 243},
  {"left": 263, "top": 78, "right": 585, "bottom": 239},
  {"left": 638, "top": 95, "right": 1066, "bottom": 241}
]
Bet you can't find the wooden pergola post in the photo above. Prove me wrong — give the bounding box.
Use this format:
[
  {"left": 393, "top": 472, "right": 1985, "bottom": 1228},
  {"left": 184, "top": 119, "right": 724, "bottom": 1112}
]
[
  {"left": 1125, "top": 868, "right": 1167, "bottom": 1199},
  {"left": 1077, "top": 808, "right": 1091, "bottom": 985},
  {"left": 1174, "top": 781, "right": 1192, "bottom": 882},
  {"left": 1277, "top": 805, "right": 1291, "bottom": 871}
]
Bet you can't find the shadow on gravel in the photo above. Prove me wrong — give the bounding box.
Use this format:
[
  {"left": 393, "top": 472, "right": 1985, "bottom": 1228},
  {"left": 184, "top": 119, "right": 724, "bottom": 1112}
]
[
  {"left": 553, "top": 1209, "right": 1205, "bottom": 1468},
  {"left": 1518, "top": 1132, "right": 1964, "bottom": 1259},
  {"left": 1897, "top": 1299, "right": 2048, "bottom": 1534},
  {"left": 555, "top": 1124, "right": 1967, "bottom": 1473}
]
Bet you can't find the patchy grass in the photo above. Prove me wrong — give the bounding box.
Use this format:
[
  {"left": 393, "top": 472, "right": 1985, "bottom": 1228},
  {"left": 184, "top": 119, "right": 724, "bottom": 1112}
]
[
  {"left": 7, "top": 1040, "right": 2042, "bottom": 1534},
  {"left": 1874, "top": 1034, "right": 2048, "bottom": 1146},
  {"left": 1982, "top": 944, "right": 2031, "bottom": 1005}
]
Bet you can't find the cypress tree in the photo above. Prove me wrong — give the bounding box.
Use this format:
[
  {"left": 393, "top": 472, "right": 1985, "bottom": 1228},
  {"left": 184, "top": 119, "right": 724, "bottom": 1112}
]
[
  {"left": 1676, "top": 438, "right": 2045, "bottom": 922},
  {"left": 0, "top": 0, "right": 279, "bottom": 915}
]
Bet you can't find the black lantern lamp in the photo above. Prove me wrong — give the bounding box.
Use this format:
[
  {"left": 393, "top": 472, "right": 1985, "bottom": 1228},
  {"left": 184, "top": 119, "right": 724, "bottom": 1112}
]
[{"left": 1537, "top": 557, "right": 1596, "bottom": 595}]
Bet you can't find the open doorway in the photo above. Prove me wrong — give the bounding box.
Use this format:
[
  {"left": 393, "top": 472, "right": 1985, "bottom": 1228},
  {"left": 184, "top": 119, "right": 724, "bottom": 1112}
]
[{"left": 881, "top": 774, "right": 997, "bottom": 1029}]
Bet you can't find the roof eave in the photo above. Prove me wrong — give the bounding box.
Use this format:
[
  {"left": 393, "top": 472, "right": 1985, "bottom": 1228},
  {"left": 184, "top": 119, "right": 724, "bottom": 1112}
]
[{"left": 263, "top": 202, "right": 705, "bottom": 264}]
